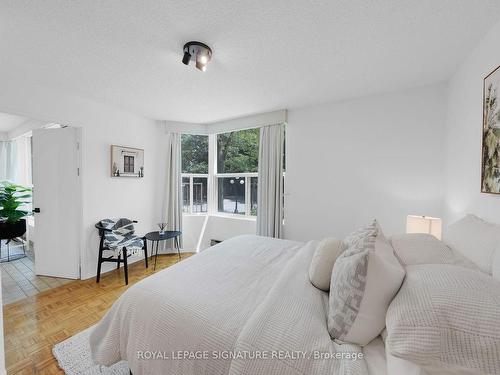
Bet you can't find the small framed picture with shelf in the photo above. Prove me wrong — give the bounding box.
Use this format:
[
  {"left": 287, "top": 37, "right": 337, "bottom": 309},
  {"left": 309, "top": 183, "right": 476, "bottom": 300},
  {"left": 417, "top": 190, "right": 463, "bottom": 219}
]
[{"left": 111, "top": 145, "right": 144, "bottom": 178}]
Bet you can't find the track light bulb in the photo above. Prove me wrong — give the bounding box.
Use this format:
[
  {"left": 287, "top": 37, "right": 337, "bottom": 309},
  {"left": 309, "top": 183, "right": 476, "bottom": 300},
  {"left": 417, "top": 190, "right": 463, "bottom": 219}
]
[
  {"left": 182, "top": 41, "right": 212, "bottom": 71},
  {"left": 195, "top": 58, "right": 206, "bottom": 72},
  {"left": 182, "top": 51, "right": 191, "bottom": 65}
]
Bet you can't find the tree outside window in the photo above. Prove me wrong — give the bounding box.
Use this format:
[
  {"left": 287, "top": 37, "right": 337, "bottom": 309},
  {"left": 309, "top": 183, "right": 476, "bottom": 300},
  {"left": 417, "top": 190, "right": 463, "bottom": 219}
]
[
  {"left": 181, "top": 128, "right": 265, "bottom": 217},
  {"left": 181, "top": 135, "right": 209, "bottom": 213}
]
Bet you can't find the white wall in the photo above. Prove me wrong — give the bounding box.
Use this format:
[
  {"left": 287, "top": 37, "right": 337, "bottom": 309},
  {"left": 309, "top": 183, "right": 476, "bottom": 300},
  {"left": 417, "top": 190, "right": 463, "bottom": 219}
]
[
  {"left": 80, "top": 113, "right": 164, "bottom": 279},
  {"left": 284, "top": 84, "right": 446, "bottom": 241},
  {"left": 182, "top": 215, "right": 207, "bottom": 250},
  {"left": 207, "top": 110, "right": 287, "bottom": 134},
  {"left": 0, "top": 81, "right": 165, "bottom": 279},
  {"left": 182, "top": 215, "right": 256, "bottom": 251},
  {"left": 199, "top": 215, "right": 256, "bottom": 250},
  {"left": 7, "top": 118, "right": 45, "bottom": 140},
  {"left": 443, "top": 16, "right": 500, "bottom": 226}
]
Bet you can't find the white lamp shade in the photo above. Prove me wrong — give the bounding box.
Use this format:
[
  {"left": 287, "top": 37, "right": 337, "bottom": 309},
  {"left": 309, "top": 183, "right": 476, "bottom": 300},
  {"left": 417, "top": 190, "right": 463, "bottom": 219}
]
[{"left": 406, "top": 215, "right": 442, "bottom": 240}]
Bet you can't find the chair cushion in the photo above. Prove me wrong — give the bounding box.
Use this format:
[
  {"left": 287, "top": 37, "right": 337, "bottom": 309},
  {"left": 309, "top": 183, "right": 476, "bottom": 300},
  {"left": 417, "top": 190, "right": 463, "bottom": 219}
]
[
  {"left": 105, "top": 234, "right": 144, "bottom": 251},
  {"left": 100, "top": 218, "right": 143, "bottom": 253}
]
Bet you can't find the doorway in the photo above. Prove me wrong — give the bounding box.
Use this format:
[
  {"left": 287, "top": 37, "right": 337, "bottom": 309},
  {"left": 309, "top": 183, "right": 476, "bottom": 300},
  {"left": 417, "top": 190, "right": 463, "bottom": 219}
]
[{"left": 0, "top": 114, "right": 83, "bottom": 305}]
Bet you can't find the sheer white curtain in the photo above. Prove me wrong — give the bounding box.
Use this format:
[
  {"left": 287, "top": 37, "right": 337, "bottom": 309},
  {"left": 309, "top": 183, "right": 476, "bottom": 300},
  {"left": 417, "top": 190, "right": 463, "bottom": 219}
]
[
  {"left": 0, "top": 136, "right": 32, "bottom": 185},
  {"left": 164, "top": 132, "right": 182, "bottom": 245},
  {"left": 13, "top": 136, "right": 32, "bottom": 186},
  {"left": 257, "top": 123, "right": 285, "bottom": 238},
  {"left": 0, "top": 140, "right": 17, "bottom": 182}
]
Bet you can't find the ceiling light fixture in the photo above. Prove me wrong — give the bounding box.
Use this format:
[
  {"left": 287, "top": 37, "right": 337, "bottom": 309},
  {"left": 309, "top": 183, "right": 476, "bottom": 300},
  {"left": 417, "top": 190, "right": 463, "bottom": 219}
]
[{"left": 182, "top": 41, "right": 212, "bottom": 72}]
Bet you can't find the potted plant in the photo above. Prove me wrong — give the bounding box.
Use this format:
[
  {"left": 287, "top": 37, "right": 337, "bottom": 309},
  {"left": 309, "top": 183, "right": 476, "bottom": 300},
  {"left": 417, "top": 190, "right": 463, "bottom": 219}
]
[{"left": 0, "top": 181, "right": 32, "bottom": 240}]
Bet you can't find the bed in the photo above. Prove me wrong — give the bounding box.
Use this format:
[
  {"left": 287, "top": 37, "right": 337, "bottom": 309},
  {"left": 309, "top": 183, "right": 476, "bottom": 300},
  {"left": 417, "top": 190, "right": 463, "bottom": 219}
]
[
  {"left": 89, "top": 216, "right": 500, "bottom": 375},
  {"left": 89, "top": 235, "right": 370, "bottom": 375}
]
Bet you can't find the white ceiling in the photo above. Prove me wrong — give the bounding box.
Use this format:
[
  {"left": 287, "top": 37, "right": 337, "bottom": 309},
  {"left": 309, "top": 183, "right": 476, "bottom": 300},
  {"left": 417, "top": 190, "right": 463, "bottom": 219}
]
[
  {"left": 1, "top": 0, "right": 499, "bottom": 123},
  {"left": 0, "top": 111, "right": 28, "bottom": 132}
]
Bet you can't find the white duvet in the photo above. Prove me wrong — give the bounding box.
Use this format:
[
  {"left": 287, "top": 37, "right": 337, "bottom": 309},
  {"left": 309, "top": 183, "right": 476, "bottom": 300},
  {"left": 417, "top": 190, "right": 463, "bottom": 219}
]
[{"left": 89, "top": 235, "right": 368, "bottom": 375}]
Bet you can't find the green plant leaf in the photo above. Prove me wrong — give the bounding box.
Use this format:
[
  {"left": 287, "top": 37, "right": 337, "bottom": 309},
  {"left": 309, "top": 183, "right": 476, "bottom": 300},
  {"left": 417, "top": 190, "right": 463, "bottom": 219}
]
[{"left": 0, "top": 181, "right": 32, "bottom": 223}]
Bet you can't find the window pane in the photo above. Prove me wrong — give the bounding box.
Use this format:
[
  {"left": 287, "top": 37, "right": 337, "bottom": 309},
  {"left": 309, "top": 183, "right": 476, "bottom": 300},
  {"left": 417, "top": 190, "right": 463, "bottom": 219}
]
[
  {"left": 123, "top": 155, "right": 134, "bottom": 173},
  {"left": 181, "top": 134, "right": 208, "bottom": 174},
  {"left": 192, "top": 177, "right": 208, "bottom": 213},
  {"left": 250, "top": 177, "right": 258, "bottom": 216},
  {"left": 218, "top": 177, "right": 245, "bottom": 215},
  {"left": 217, "top": 128, "right": 259, "bottom": 173},
  {"left": 182, "top": 177, "right": 190, "bottom": 213}
]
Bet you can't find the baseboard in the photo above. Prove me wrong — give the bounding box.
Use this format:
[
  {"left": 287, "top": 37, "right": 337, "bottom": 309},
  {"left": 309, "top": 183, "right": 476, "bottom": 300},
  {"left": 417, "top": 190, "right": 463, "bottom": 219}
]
[
  {"left": 81, "top": 249, "right": 192, "bottom": 280},
  {"left": 154, "top": 248, "right": 191, "bottom": 255}
]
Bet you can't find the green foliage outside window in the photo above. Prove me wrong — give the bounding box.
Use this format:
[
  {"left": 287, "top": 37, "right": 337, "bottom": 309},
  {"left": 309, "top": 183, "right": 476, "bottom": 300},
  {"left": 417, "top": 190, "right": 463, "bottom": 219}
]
[
  {"left": 182, "top": 129, "right": 263, "bottom": 174},
  {"left": 181, "top": 134, "right": 208, "bottom": 174},
  {"left": 217, "top": 128, "right": 259, "bottom": 173}
]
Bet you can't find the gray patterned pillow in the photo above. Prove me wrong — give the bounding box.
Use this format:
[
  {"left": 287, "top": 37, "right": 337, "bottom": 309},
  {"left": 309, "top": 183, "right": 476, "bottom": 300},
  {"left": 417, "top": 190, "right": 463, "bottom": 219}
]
[
  {"left": 342, "top": 221, "right": 379, "bottom": 253},
  {"left": 328, "top": 221, "right": 405, "bottom": 346}
]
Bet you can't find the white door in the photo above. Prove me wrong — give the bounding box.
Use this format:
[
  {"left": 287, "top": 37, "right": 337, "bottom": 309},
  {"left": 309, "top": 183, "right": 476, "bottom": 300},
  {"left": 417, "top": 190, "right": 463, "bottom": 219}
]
[{"left": 32, "top": 127, "right": 82, "bottom": 279}]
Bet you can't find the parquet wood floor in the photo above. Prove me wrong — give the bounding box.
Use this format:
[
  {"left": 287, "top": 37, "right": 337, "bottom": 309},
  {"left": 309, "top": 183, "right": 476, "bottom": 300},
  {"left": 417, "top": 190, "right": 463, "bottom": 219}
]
[{"left": 3, "top": 253, "right": 194, "bottom": 374}]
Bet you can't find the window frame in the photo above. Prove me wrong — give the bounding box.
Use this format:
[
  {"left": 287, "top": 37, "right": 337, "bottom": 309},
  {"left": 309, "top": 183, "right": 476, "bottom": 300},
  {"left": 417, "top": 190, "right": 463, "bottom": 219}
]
[
  {"left": 181, "top": 130, "right": 260, "bottom": 219},
  {"left": 181, "top": 133, "right": 210, "bottom": 215},
  {"left": 215, "top": 173, "right": 258, "bottom": 217},
  {"left": 181, "top": 173, "right": 209, "bottom": 214},
  {"left": 214, "top": 128, "right": 259, "bottom": 218}
]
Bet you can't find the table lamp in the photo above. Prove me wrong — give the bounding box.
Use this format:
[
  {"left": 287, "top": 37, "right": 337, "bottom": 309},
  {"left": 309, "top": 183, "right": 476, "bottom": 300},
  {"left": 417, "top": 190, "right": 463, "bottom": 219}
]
[{"left": 406, "top": 215, "right": 442, "bottom": 240}]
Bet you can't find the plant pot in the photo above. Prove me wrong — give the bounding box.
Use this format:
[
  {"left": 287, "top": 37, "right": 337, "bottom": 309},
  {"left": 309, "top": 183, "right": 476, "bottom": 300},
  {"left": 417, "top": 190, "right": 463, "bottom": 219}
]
[{"left": 0, "top": 219, "right": 27, "bottom": 240}]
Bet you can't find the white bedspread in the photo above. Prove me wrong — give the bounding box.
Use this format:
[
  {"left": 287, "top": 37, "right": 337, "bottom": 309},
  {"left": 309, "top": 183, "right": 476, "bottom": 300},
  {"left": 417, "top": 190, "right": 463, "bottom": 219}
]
[{"left": 89, "top": 235, "right": 368, "bottom": 375}]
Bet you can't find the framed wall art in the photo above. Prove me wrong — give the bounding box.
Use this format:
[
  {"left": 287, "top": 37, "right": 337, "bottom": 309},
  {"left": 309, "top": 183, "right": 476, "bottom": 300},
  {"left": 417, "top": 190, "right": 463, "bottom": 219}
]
[
  {"left": 111, "top": 145, "right": 144, "bottom": 178},
  {"left": 481, "top": 65, "right": 500, "bottom": 194}
]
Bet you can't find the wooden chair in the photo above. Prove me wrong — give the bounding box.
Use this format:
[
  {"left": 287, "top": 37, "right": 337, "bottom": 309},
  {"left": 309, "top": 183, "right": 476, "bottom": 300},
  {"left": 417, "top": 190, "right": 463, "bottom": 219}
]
[{"left": 95, "top": 218, "right": 148, "bottom": 285}]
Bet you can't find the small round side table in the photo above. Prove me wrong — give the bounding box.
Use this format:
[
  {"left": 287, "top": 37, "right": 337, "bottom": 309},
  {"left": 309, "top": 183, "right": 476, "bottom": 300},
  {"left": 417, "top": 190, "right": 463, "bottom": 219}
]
[{"left": 144, "top": 231, "right": 182, "bottom": 270}]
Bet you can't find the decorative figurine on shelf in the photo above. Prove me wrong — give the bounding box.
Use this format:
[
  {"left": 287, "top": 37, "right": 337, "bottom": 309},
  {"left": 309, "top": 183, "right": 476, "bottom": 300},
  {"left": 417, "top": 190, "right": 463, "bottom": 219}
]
[
  {"left": 112, "top": 162, "right": 119, "bottom": 177},
  {"left": 158, "top": 222, "right": 167, "bottom": 235}
]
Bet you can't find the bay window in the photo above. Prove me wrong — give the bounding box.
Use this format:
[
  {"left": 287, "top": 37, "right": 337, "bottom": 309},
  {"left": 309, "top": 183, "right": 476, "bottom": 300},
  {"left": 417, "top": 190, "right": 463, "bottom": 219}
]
[{"left": 181, "top": 128, "right": 260, "bottom": 217}]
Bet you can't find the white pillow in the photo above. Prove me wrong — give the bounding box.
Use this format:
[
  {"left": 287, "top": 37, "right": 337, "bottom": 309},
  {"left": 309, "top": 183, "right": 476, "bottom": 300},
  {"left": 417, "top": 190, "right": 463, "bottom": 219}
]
[
  {"left": 386, "top": 264, "right": 500, "bottom": 375},
  {"left": 309, "top": 237, "right": 343, "bottom": 291},
  {"left": 443, "top": 214, "right": 500, "bottom": 274},
  {"left": 390, "top": 233, "right": 478, "bottom": 270},
  {"left": 382, "top": 329, "right": 433, "bottom": 375},
  {"left": 493, "top": 249, "right": 500, "bottom": 281},
  {"left": 328, "top": 221, "right": 405, "bottom": 346}
]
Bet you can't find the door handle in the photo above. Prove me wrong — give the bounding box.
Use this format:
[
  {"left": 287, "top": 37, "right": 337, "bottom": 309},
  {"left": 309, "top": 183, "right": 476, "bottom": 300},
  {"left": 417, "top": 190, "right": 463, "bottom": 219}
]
[{"left": 33, "top": 208, "right": 41, "bottom": 213}]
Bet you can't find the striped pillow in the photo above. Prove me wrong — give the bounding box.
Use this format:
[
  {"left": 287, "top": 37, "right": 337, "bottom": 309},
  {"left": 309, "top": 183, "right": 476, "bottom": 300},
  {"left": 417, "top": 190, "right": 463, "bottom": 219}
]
[{"left": 328, "top": 221, "right": 405, "bottom": 346}]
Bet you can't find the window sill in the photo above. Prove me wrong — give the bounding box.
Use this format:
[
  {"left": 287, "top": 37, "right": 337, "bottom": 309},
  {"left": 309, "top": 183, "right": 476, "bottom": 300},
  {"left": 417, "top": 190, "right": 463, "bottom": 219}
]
[
  {"left": 182, "top": 213, "right": 257, "bottom": 221},
  {"left": 209, "top": 213, "right": 257, "bottom": 221}
]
